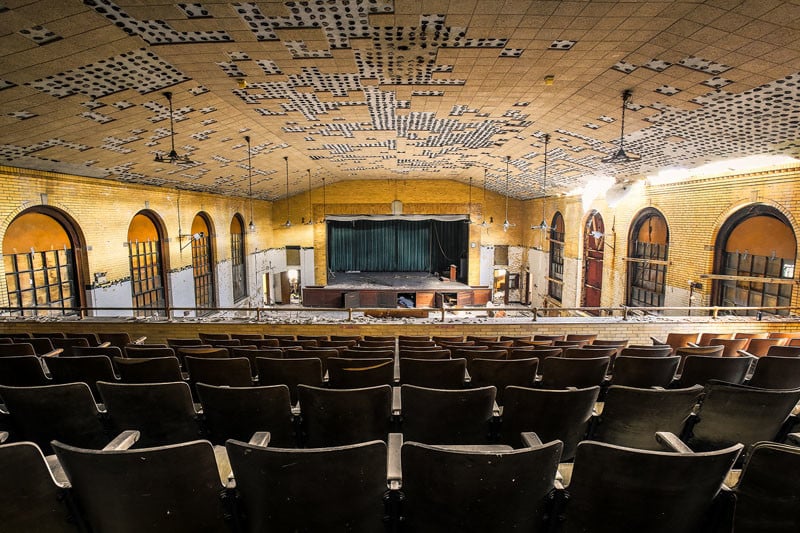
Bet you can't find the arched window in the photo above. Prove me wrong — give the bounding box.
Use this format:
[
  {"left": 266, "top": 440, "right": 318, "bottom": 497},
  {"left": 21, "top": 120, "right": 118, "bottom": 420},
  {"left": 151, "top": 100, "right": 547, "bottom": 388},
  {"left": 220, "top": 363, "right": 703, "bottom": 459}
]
[
  {"left": 230, "top": 214, "right": 247, "bottom": 302},
  {"left": 2, "top": 207, "right": 86, "bottom": 316},
  {"left": 127, "top": 211, "right": 167, "bottom": 316},
  {"left": 582, "top": 210, "right": 605, "bottom": 313},
  {"left": 547, "top": 212, "right": 565, "bottom": 302},
  {"left": 627, "top": 208, "right": 669, "bottom": 308},
  {"left": 713, "top": 205, "right": 796, "bottom": 316},
  {"left": 191, "top": 213, "right": 216, "bottom": 311}
]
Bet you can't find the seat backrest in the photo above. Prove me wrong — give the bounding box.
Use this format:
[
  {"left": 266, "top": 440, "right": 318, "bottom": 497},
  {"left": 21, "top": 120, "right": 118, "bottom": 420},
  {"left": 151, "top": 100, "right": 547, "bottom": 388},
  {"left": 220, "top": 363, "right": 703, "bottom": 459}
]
[
  {"left": 44, "top": 354, "right": 117, "bottom": 401},
  {"left": 432, "top": 335, "right": 464, "bottom": 343},
  {"left": 468, "top": 358, "right": 539, "bottom": 404},
  {"left": 357, "top": 340, "right": 395, "bottom": 348},
  {"left": 707, "top": 337, "right": 749, "bottom": 357},
  {"left": 319, "top": 339, "right": 357, "bottom": 348},
  {"left": 256, "top": 356, "right": 323, "bottom": 404},
  {"left": 18, "top": 338, "right": 54, "bottom": 356},
  {"left": 284, "top": 347, "right": 339, "bottom": 373},
  {"left": 230, "top": 347, "right": 283, "bottom": 376},
  {"left": 65, "top": 332, "right": 101, "bottom": 347},
  {"left": 539, "top": 356, "right": 610, "bottom": 389},
  {"left": 686, "top": 381, "right": 800, "bottom": 453},
  {"left": 0, "top": 339, "right": 36, "bottom": 357},
  {"left": 198, "top": 332, "right": 231, "bottom": 342},
  {"left": 72, "top": 345, "right": 124, "bottom": 360},
  {"left": 227, "top": 439, "right": 387, "bottom": 532},
  {"left": 97, "top": 332, "right": 132, "bottom": 349},
  {"left": 53, "top": 439, "right": 230, "bottom": 533},
  {"left": 677, "top": 355, "right": 752, "bottom": 387},
  {"left": 399, "top": 348, "right": 450, "bottom": 360},
  {"left": 185, "top": 356, "right": 252, "bottom": 388},
  {"left": 766, "top": 345, "right": 800, "bottom": 357},
  {"left": 466, "top": 335, "right": 498, "bottom": 342},
  {"left": 533, "top": 334, "right": 565, "bottom": 342},
  {"left": 297, "top": 384, "right": 392, "bottom": 446},
  {"left": 675, "top": 345, "right": 725, "bottom": 372},
  {"left": 113, "top": 356, "right": 183, "bottom": 384},
  {"left": 562, "top": 440, "right": 742, "bottom": 533},
  {"left": 744, "top": 337, "right": 786, "bottom": 357},
  {"left": 123, "top": 345, "right": 176, "bottom": 359},
  {"left": 501, "top": 386, "right": 599, "bottom": 460},
  {"left": 747, "top": 356, "right": 800, "bottom": 389},
  {"left": 341, "top": 348, "right": 394, "bottom": 359},
  {"left": 663, "top": 332, "right": 700, "bottom": 353},
  {"left": 279, "top": 338, "right": 318, "bottom": 348},
  {"left": 566, "top": 333, "right": 598, "bottom": 343},
  {"left": 230, "top": 333, "right": 263, "bottom": 341},
  {"left": 697, "top": 332, "right": 734, "bottom": 346},
  {"left": 51, "top": 337, "right": 90, "bottom": 356},
  {"left": 97, "top": 381, "right": 200, "bottom": 447},
  {"left": 165, "top": 338, "right": 204, "bottom": 347},
  {"left": 400, "top": 358, "right": 466, "bottom": 389},
  {"left": 563, "top": 346, "right": 618, "bottom": 359},
  {"left": 508, "top": 346, "right": 561, "bottom": 364},
  {"left": 398, "top": 335, "right": 430, "bottom": 342},
  {"left": 0, "top": 355, "right": 51, "bottom": 386},
  {"left": 619, "top": 345, "right": 672, "bottom": 357},
  {"left": 196, "top": 383, "right": 294, "bottom": 447},
  {"left": 250, "top": 338, "right": 280, "bottom": 348},
  {"left": 733, "top": 442, "right": 800, "bottom": 533},
  {"left": 401, "top": 440, "right": 563, "bottom": 532},
  {"left": 611, "top": 356, "right": 680, "bottom": 388},
  {"left": 589, "top": 385, "right": 704, "bottom": 450},
  {"left": 400, "top": 384, "right": 496, "bottom": 445},
  {"left": 326, "top": 357, "right": 394, "bottom": 389},
  {"left": 0, "top": 441, "right": 79, "bottom": 532},
  {"left": 175, "top": 347, "right": 229, "bottom": 368},
  {"left": 0, "top": 383, "right": 108, "bottom": 454},
  {"left": 297, "top": 335, "right": 329, "bottom": 343}
]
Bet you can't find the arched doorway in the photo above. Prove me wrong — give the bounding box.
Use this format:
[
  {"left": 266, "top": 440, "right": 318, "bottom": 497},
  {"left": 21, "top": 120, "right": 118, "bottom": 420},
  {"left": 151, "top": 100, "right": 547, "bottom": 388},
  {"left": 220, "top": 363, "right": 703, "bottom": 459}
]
[
  {"left": 582, "top": 210, "right": 605, "bottom": 313},
  {"left": 2, "top": 207, "right": 87, "bottom": 315},
  {"left": 547, "top": 212, "right": 565, "bottom": 303},
  {"left": 127, "top": 211, "right": 168, "bottom": 317},
  {"left": 627, "top": 208, "right": 669, "bottom": 309},
  {"left": 713, "top": 205, "right": 796, "bottom": 316},
  {"left": 230, "top": 214, "right": 247, "bottom": 302},
  {"left": 191, "top": 213, "right": 216, "bottom": 312}
]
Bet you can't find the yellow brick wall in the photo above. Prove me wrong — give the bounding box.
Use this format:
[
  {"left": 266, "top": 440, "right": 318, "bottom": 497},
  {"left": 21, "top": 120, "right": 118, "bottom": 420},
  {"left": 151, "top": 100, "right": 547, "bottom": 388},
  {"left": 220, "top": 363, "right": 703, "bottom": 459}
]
[
  {"left": 0, "top": 166, "right": 273, "bottom": 308},
  {"left": 521, "top": 165, "right": 800, "bottom": 311}
]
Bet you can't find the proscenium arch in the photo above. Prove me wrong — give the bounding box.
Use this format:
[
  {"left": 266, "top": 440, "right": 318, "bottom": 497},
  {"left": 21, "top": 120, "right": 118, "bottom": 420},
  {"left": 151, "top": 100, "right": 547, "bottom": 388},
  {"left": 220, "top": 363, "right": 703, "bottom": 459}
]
[
  {"left": 712, "top": 203, "right": 797, "bottom": 315},
  {"left": 1, "top": 205, "right": 89, "bottom": 314},
  {"left": 127, "top": 209, "right": 170, "bottom": 316},
  {"left": 190, "top": 211, "right": 217, "bottom": 310},
  {"left": 626, "top": 207, "right": 670, "bottom": 308}
]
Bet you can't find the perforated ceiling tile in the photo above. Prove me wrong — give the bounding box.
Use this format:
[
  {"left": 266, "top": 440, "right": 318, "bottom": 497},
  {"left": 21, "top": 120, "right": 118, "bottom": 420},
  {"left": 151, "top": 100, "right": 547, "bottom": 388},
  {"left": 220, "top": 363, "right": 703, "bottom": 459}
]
[
  {"left": 178, "top": 3, "right": 211, "bottom": 18},
  {"left": 655, "top": 85, "right": 681, "bottom": 96},
  {"left": 28, "top": 49, "right": 188, "bottom": 98},
  {"left": 84, "top": 0, "right": 232, "bottom": 45},
  {"left": 8, "top": 111, "right": 36, "bottom": 120},
  {"left": 18, "top": 26, "right": 61, "bottom": 46},
  {"left": 612, "top": 61, "right": 637, "bottom": 74},
  {"left": 678, "top": 56, "right": 732, "bottom": 74},
  {"left": 549, "top": 40, "right": 577, "bottom": 50},
  {"left": 702, "top": 77, "right": 733, "bottom": 89},
  {"left": 642, "top": 59, "right": 672, "bottom": 72}
]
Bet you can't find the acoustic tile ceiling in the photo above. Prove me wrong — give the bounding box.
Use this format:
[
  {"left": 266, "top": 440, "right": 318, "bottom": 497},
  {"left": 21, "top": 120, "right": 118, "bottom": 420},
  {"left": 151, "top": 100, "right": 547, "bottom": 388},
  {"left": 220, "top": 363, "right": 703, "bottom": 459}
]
[{"left": 0, "top": 0, "right": 799, "bottom": 200}]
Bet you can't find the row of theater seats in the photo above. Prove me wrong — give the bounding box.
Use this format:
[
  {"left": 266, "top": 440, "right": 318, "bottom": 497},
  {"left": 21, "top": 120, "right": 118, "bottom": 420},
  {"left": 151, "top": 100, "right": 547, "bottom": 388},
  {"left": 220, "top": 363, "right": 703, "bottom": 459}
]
[{"left": 2, "top": 380, "right": 800, "bottom": 532}]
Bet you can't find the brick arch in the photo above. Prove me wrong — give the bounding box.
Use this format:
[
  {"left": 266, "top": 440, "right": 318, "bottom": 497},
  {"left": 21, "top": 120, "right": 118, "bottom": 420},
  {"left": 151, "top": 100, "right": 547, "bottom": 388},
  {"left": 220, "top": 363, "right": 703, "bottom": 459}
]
[{"left": 0, "top": 204, "right": 90, "bottom": 312}]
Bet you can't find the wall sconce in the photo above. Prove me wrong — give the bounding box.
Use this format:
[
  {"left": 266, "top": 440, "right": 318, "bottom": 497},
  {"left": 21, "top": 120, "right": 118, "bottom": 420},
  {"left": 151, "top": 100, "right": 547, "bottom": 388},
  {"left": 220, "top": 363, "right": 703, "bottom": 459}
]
[{"left": 544, "top": 75, "right": 555, "bottom": 85}]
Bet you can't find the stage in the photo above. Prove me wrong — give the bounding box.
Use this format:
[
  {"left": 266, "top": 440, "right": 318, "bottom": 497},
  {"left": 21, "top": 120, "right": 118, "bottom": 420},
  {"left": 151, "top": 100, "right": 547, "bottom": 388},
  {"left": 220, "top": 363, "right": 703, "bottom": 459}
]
[{"left": 302, "top": 272, "right": 492, "bottom": 309}]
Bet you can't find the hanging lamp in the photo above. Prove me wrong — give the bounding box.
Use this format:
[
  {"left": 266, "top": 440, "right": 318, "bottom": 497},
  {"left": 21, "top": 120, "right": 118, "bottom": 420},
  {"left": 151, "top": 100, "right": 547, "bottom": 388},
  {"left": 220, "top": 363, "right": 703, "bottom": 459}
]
[
  {"left": 303, "top": 169, "right": 313, "bottom": 225},
  {"left": 502, "top": 156, "right": 515, "bottom": 232},
  {"left": 531, "top": 133, "right": 551, "bottom": 231},
  {"left": 282, "top": 156, "right": 292, "bottom": 227},
  {"left": 154, "top": 91, "right": 192, "bottom": 164},
  {"left": 245, "top": 135, "right": 255, "bottom": 233},
  {"left": 480, "top": 168, "right": 492, "bottom": 228},
  {"left": 602, "top": 89, "right": 640, "bottom": 163}
]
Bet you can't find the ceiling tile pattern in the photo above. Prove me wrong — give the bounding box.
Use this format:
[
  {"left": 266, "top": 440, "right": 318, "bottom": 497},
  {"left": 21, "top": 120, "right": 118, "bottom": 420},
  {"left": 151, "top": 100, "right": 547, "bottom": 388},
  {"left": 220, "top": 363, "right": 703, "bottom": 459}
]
[{"left": 0, "top": 0, "right": 798, "bottom": 200}]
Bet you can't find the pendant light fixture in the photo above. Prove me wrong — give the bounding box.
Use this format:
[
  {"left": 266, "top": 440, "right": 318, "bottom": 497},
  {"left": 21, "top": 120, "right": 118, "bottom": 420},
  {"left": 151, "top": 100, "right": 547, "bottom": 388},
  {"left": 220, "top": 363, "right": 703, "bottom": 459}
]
[
  {"left": 320, "top": 176, "right": 327, "bottom": 223},
  {"left": 531, "top": 133, "right": 551, "bottom": 231},
  {"left": 303, "top": 168, "right": 313, "bottom": 225},
  {"left": 282, "top": 156, "right": 292, "bottom": 227},
  {"left": 154, "top": 91, "right": 192, "bottom": 164},
  {"left": 480, "top": 168, "right": 492, "bottom": 228},
  {"left": 502, "top": 156, "right": 515, "bottom": 232},
  {"left": 602, "top": 89, "right": 640, "bottom": 163},
  {"left": 245, "top": 135, "right": 255, "bottom": 233}
]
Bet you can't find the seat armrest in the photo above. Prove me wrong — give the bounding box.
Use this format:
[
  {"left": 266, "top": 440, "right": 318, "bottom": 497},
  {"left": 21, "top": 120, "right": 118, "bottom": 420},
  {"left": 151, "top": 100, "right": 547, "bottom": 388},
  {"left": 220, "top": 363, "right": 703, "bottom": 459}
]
[
  {"left": 387, "top": 432, "right": 403, "bottom": 490},
  {"left": 650, "top": 336, "right": 666, "bottom": 345},
  {"left": 391, "top": 386, "right": 401, "bottom": 416},
  {"left": 520, "top": 432, "right": 542, "bottom": 448},
  {"left": 737, "top": 349, "right": 755, "bottom": 358},
  {"left": 786, "top": 432, "right": 800, "bottom": 447},
  {"left": 655, "top": 431, "right": 693, "bottom": 453},
  {"left": 687, "top": 342, "right": 700, "bottom": 348},
  {"left": 103, "top": 430, "right": 140, "bottom": 451},
  {"left": 98, "top": 341, "right": 112, "bottom": 348},
  {"left": 132, "top": 336, "right": 147, "bottom": 345},
  {"left": 41, "top": 349, "right": 64, "bottom": 358},
  {"left": 248, "top": 431, "right": 271, "bottom": 447},
  {"left": 0, "top": 431, "right": 7, "bottom": 443}
]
